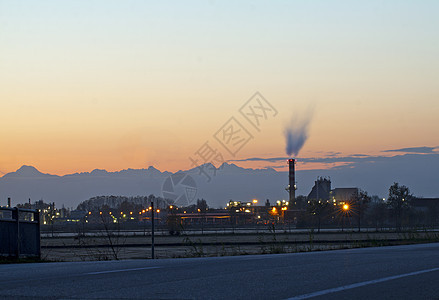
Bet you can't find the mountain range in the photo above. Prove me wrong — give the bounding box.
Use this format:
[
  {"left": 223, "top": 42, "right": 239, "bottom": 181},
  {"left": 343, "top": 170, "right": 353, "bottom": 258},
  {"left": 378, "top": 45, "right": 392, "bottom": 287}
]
[{"left": 0, "top": 152, "right": 438, "bottom": 209}]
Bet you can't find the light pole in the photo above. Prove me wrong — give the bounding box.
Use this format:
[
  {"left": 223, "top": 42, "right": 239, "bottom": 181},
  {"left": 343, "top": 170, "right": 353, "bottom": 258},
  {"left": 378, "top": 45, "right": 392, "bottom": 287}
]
[{"left": 342, "top": 204, "right": 349, "bottom": 232}]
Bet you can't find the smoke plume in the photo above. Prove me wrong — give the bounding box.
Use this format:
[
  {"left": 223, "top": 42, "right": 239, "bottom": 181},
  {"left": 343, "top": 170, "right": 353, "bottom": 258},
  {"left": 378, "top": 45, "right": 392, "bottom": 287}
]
[{"left": 284, "top": 109, "right": 314, "bottom": 157}]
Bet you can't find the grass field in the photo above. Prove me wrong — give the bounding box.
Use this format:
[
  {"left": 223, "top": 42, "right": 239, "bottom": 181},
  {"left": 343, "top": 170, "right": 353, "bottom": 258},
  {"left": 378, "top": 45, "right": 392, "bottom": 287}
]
[{"left": 40, "top": 230, "right": 439, "bottom": 261}]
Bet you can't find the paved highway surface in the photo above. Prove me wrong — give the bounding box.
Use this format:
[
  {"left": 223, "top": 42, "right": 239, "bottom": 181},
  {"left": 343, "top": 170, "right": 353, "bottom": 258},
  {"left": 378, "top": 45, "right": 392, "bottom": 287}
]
[{"left": 1, "top": 243, "right": 439, "bottom": 299}]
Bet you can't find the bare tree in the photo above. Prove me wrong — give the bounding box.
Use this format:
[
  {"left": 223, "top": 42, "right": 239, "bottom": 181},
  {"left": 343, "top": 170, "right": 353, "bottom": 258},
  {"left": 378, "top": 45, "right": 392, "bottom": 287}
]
[
  {"left": 367, "top": 196, "right": 388, "bottom": 231},
  {"left": 356, "top": 190, "right": 371, "bottom": 232},
  {"left": 387, "top": 182, "right": 412, "bottom": 231},
  {"left": 307, "top": 200, "right": 330, "bottom": 233}
]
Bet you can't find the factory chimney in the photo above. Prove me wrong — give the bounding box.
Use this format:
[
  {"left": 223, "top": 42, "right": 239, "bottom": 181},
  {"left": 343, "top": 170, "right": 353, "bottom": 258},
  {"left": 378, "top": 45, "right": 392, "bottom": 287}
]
[{"left": 288, "top": 159, "right": 296, "bottom": 204}]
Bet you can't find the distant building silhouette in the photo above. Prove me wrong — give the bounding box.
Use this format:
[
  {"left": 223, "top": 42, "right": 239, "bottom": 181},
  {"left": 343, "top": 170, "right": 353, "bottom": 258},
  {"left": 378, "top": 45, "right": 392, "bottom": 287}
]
[
  {"left": 307, "top": 177, "right": 358, "bottom": 205},
  {"left": 307, "top": 177, "right": 332, "bottom": 201}
]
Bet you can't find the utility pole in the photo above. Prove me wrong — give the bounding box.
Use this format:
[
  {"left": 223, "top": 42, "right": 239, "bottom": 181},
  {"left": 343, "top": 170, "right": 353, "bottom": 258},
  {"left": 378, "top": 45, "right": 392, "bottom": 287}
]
[{"left": 151, "top": 201, "right": 155, "bottom": 259}]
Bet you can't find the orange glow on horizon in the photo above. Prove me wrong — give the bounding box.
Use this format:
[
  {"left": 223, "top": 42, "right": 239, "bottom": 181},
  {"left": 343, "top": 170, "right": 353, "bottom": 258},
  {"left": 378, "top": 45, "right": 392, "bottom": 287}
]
[{"left": 0, "top": 2, "right": 437, "bottom": 178}]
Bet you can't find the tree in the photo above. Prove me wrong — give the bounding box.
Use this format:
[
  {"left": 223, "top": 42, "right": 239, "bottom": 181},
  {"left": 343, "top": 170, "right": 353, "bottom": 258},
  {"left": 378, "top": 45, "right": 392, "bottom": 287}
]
[
  {"left": 196, "top": 199, "right": 208, "bottom": 234},
  {"left": 387, "top": 182, "right": 412, "bottom": 231},
  {"left": 426, "top": 201, "right": 439, "bottom": 227},
  {"left": 166, "top": 206, "right": 182, "bottom": 235},
  {"left": 366, "top": 196, "right": 388, "bottom": 231},
  {"left": 291, "top": 195, "right": 307, "bottom": 210},
  {"left": 307, "top": 199, "right": 330, "bottom": 233},
  {"left": 356, "top": 190, "right": 371, "bottom": 232},
  {"left": 196, "top": 199, "right": 208, "bottom": 211}
]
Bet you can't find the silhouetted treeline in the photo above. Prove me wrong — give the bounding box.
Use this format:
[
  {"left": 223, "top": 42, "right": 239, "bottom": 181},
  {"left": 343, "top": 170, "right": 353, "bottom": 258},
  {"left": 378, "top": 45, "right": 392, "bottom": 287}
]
[{"left": 76, "top": 195, "right": 170, "bottom": 212}]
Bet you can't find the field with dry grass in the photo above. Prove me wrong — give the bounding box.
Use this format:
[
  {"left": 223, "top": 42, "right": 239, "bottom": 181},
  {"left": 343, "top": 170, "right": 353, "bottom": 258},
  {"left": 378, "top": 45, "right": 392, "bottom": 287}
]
[{"left": 41, "top": 230, "right": 439, "bottom": 261}]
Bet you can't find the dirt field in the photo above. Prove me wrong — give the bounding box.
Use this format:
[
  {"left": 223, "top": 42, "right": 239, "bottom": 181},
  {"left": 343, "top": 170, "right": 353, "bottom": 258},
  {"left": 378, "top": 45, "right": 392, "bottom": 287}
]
[{"left": 41, "top": 230, "right": 439, "bottom": 261}]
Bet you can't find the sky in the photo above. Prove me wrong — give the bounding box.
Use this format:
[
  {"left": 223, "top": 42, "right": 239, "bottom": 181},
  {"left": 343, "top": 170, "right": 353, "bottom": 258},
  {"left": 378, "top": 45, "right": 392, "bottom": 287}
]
[{"left": 0, "top": 0, "right": 438, "bottom": 176}]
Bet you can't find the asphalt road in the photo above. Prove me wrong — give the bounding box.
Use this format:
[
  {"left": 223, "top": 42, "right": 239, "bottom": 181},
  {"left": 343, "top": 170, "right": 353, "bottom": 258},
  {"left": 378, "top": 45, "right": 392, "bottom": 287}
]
[{"left": 1, "top": 243, "right": 439, "bottom": 299}]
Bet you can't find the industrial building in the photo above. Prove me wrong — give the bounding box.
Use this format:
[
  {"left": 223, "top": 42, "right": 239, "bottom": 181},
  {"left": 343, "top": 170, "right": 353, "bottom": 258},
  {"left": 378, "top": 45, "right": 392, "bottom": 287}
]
[{"left": 307, "top": 177, "right": 359, "bottom": 205}]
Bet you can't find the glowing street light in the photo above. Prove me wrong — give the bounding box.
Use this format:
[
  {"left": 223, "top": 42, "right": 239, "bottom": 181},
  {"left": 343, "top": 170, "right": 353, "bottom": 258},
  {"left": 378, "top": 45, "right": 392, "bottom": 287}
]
[{"left": 341, "top": 204, "right": 350, "bottom": 232}]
